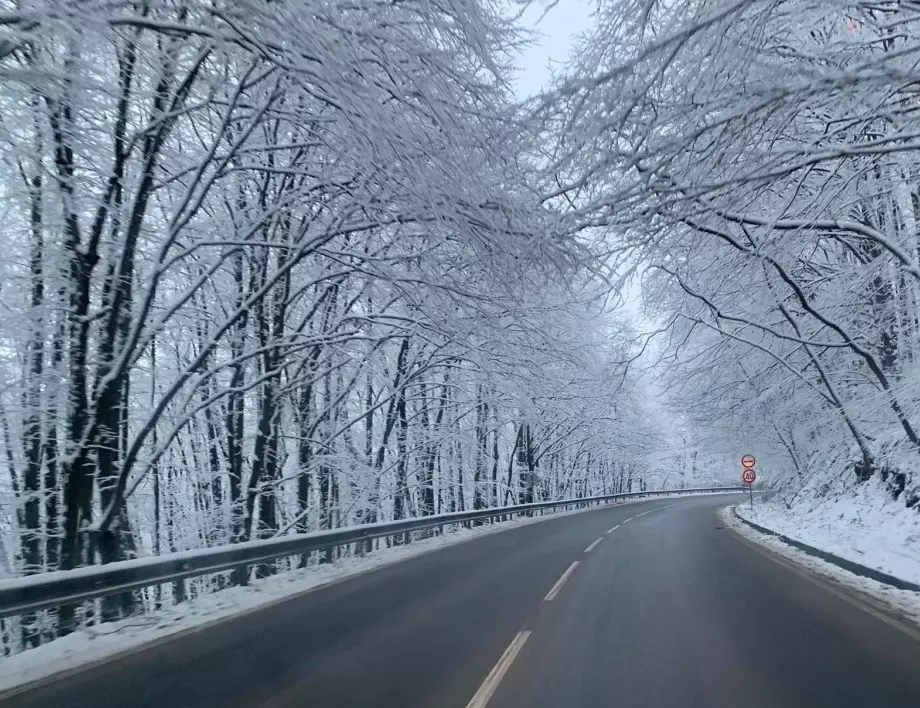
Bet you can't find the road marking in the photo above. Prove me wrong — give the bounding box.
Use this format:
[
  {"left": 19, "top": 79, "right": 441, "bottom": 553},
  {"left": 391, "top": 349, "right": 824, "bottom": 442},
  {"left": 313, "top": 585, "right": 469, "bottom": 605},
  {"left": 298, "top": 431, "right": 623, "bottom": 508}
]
[
  {"left": 584, "top": 537, "right": 604, "bottom": 553},
  {"left": 635, "top": 505, "right": 670, "bottom": 518},
  {"left": 544, "top": 561, "right": 580, "bottom": 601},
  {"left": 607, "top": 504, "right": 671, "bottom": 535},
  {"left": 465, "top": 630, "right": 531, "bottom": 708}
]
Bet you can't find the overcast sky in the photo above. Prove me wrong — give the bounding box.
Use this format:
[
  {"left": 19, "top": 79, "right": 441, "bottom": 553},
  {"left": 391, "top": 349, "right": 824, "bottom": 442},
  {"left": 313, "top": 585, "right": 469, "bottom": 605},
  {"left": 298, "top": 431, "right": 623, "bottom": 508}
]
[{"left": 512, "top": 0, "right": 594, "bottom": 98}]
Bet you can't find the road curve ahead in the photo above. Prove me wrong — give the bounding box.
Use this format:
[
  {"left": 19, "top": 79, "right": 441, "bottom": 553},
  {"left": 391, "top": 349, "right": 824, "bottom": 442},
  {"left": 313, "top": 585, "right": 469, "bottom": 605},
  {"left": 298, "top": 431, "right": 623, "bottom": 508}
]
[{"left": 4, "top": 495, "right": 920, "bottom": 708}]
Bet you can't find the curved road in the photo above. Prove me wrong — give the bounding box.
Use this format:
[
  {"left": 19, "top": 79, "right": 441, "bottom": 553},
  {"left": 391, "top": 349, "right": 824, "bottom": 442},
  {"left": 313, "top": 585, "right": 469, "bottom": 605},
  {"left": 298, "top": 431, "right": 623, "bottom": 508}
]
[{"left": 4, "top": 494, "right": 920, "bottom": 708}]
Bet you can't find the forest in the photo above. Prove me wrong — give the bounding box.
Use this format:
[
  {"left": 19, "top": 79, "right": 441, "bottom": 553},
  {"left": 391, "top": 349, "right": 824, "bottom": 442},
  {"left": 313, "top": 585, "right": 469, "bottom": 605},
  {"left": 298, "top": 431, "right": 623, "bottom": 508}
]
[{"left": 1, "top": 0, "right": 919, "bottom": 654}]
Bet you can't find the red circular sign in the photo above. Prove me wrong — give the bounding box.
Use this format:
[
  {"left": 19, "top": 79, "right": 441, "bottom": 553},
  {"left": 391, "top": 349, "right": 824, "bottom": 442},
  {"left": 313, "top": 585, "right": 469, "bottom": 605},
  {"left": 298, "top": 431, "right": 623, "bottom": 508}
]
[
  {"left": 741, "top": 455, "right": 756, "bottom": 468},
  {"left": 742, "top": 468, "right": 757, "bottom": 484}
]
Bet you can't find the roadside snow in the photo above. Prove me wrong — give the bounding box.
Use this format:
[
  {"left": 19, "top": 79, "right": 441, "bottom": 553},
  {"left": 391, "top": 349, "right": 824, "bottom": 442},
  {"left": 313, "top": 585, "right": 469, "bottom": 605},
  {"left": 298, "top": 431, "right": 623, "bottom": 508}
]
[
  {"left": 722, "top": 505, "right": 920, "bottom": 629},
  {"left": 736, "top": 483, "right": 920, "bottom": 586},
  {"left": 0, "top": 492, "right": 728, "bottom": 696}
]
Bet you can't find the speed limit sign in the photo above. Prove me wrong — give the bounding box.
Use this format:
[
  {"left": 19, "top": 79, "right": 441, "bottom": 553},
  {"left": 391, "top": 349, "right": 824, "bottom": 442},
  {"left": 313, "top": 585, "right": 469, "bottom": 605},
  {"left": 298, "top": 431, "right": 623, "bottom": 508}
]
[{"left": 742, "top": 468, "right": 756, "bottom": 484}]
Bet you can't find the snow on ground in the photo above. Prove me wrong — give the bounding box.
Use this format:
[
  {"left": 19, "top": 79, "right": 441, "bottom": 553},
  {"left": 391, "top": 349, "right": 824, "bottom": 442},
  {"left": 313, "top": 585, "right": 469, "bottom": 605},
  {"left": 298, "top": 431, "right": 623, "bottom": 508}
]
[
  {"left": 0, "top": 492, "right": 725, "bottom": 696},
  {"left": 723, "top": 503, "right": 920, "bottom": 630},
  {"left": 736, "top": 482, "right": 920, "bottom": 586}
]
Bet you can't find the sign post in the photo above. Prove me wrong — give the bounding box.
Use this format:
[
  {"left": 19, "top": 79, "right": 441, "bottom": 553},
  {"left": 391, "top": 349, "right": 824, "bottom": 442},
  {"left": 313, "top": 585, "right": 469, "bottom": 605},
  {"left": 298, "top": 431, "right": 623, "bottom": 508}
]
[{"left": 741, "top": 456, "right": 756, "bottom": 510}]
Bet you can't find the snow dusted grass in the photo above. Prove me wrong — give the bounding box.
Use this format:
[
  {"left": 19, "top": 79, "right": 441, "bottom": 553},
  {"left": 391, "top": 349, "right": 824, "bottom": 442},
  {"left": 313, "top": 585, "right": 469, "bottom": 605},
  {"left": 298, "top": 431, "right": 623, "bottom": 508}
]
[
  {"left": 724, "top": 497, "right": 920, "bottom": 630},
  {"left": 0, "top": 493, "right": 721, "bottom": 696}
]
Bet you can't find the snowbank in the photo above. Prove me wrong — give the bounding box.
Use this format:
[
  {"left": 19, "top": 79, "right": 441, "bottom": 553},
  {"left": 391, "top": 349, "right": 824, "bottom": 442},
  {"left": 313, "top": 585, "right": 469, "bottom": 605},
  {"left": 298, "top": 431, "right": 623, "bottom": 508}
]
[
  {"left": 723, "top": 507, "right": 920, "bottom": 630},
  {"left": 736, "top": 481, "right": 920, "bottom": 586}
]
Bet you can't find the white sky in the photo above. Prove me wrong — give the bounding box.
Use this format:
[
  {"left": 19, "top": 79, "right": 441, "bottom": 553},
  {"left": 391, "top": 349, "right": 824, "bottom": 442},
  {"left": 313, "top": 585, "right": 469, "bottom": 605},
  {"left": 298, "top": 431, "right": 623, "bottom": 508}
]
[{"left": 512, "top": 0, "right": 595, "bottom": 98}]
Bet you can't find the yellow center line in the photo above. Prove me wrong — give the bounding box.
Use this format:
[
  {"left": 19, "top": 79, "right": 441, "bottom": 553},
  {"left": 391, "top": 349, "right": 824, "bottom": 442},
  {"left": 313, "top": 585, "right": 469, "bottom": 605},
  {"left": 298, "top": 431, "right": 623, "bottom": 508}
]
[
  {"left": 543, "top": 561, "right": 580, "bottom": 601},
  {"left": 464, "top": 630, "right": 531, "bottom": 708}
]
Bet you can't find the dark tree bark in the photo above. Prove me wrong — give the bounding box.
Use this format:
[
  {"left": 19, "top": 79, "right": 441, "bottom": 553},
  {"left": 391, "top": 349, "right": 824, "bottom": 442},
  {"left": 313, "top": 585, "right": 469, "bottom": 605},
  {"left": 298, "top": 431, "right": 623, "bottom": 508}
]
[
  {"left": 518, "top": 423, "right": 536, "bottom": 508},
  {"left": 419, "top": 374, "right": 448, "bottom": 517},
  {"left": 392, "top": 355, "right": 410, "bottom": 523},
  {"left": 226, "top": 249, "right": 248, "bottom": 546}
]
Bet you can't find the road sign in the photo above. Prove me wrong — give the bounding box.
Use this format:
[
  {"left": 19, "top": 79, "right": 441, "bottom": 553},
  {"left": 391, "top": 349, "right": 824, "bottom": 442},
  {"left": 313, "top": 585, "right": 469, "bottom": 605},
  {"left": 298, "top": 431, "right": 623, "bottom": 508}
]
[
  {"left": 741, "top": 455, "right": 756, "bottom": 468},
  {"left": 742, "top": 468, "right": 756, "bottom": 484}
]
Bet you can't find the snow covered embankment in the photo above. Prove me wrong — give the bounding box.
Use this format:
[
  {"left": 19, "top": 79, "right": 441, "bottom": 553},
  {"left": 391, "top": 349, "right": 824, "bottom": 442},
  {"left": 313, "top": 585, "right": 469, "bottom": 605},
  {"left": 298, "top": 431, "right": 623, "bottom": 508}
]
[{"left": 727, "top": 482, "right": 920, "bottom": 627}]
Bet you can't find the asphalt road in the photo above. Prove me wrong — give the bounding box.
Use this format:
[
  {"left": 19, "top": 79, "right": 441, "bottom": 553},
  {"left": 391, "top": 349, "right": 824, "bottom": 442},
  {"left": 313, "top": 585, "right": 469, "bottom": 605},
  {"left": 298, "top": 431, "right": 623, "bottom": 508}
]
[{"left": 4, "top": 494, "right": 920, "bottom": 708}]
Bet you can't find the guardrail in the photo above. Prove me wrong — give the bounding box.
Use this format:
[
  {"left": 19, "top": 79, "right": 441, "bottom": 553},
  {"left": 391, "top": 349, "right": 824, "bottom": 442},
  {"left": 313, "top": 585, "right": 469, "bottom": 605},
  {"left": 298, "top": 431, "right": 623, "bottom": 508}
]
[{"left": 0, "top": 486, "right": 744, "bottom": 620}]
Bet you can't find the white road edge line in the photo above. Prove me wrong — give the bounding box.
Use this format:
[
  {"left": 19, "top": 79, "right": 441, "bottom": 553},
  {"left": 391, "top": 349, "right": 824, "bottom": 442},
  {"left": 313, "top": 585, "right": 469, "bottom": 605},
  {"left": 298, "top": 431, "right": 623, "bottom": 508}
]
[
  {"left": 584, "top": 537, "right": 604, "bottom": 553},
  {"left": 606, "top": 524, "right": 620, "bottom": 534},
  {"left": 622, "top": 517, "right": 633, "bottom": 524},
  {"left": 465, "top": 630, "right": 531, "bottom": 708},
  {"left": 544, "top": 561, "right": 580, "bottom": 601}
]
